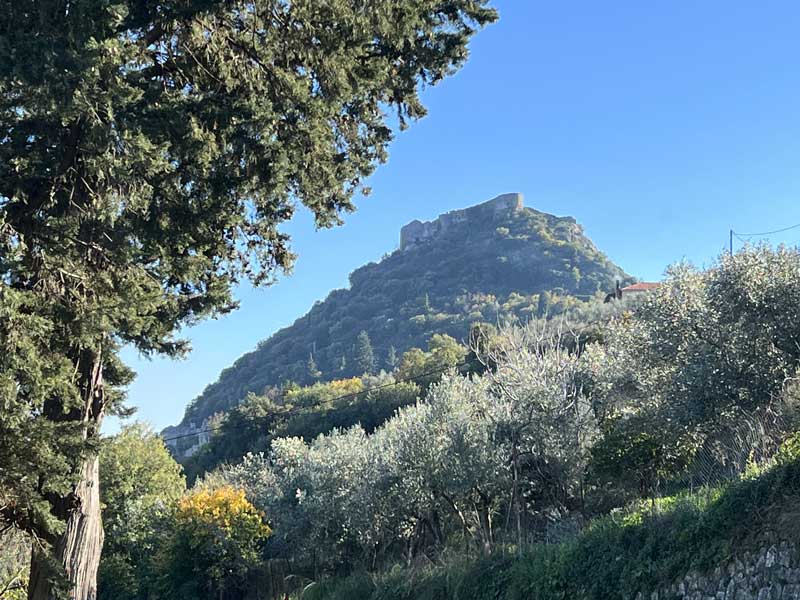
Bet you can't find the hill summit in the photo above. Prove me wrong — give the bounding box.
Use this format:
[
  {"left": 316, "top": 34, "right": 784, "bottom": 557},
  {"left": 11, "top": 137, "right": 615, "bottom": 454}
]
[
  {"left": 165, "top": 193, "right": 628, "bottom": 441},
  {"left": 399, "top": 192, "right": 524, "bottom": 250}
]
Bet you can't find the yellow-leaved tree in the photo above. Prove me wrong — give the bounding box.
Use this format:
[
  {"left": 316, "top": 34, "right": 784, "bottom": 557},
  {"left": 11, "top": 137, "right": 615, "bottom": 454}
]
[{"left": 158, "top": 487, "right": 271, "bottom": 600}]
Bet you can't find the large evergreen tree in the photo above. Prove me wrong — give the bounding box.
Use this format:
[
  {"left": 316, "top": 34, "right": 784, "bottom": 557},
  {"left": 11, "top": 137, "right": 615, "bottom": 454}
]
[
  {"left": 354, "top": 330, "right": 376, "bottom": 375},
  {"left": 307, "top": 353, "right": 322, "bottom": 381},
  {"left": 0, "top": 1, "right": 496, "bottom": 598}
]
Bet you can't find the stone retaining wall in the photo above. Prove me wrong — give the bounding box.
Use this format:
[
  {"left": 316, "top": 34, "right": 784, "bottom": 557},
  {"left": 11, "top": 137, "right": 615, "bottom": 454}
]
[{"left": 634, "top": 542, "right": 800, "bottom": 600}]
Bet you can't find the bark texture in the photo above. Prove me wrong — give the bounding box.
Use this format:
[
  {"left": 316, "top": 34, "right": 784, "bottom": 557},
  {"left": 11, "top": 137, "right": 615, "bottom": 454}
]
[
  {"left": 28, "top": 351, "right": 105, "bottom": 600},
  {"left": 28, "top": 457, "right": 104, "bottom": 600}
]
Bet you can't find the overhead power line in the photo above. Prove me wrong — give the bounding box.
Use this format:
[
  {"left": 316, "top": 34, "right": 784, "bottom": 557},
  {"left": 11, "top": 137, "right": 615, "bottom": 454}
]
[
  {"left": 734, "top": 223, "right": 800, "bottom": 237},
  {"left": 729, "top": 221, "right": 800, "bottom": 254},
  {"left": 160, "top": 308, "right": 624, "bottom": 445},
  {"left": 160, "top": 358, "right": 477, "bottom": 444}
]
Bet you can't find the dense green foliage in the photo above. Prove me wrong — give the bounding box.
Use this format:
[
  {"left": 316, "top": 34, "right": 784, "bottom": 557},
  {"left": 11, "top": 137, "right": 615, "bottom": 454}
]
[
  {"left": 176, "top": 203, "right": 629, "bottom": 428},
  {"left": 98, "top": 425, "right": 186, "bottom": 600},
  {"left": 213, "top": 321, "right": 596, "bottom": 579},
  {"left": 96, "top": 425, "right": 277, "bottom": 600},
  {"left": 0, "top": 288, "right": 93, "bottom": 538},
  {"left": 0, "top": 528, "right": 28, "bottom": 600},
  {"left": 183, "top": 334, "right": 468, "bottom": 480},
  {"left": 13, "top": 244, "right": 787, "bottom": 600},
  {"left": 586, "top": 246, "right": 800, "bottom": 495},
  {"left": 306, "top": 447, "right": 800, "bottom": 600},
  {"left": 0, "top": 0, "right": 496, "bottom": 594},
  {"left": 155, "top": 487, "right": 272, "bottom": 600},
  {"left": 10, "top": 245, "right": 782, "bottom": 600}
]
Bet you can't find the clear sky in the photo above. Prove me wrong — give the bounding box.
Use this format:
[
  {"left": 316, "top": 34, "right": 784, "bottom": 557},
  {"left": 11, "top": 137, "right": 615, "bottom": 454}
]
[{"left": 112, "top": 1, "right": 800, "bottom": 433}]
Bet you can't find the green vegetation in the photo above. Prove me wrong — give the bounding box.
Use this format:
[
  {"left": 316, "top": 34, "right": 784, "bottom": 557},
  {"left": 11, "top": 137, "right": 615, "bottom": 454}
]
[
  {"left": 174, "top": 204, "right": 629, "bottom": 430},
  {"left": 11, "top": 3, "right": 795, "bottom": 600},
  {"left": 0, "top": 528, "right": 28, "bottom": 600},
  {"left": 98, "top": 425, "right": 186, "bottom": 600},
  {"left": 4, "top": 244, "right": 781, "bottom": 600},
  {"left": 0, "top": 244, "right": 777, "bottom": 600},
  {"left": 183, "top": 334, "right": 468, "bottom": 480},
  {"left": 0, "top": 1, "right": 497, "bottom": 596},
  {"left": 355, "top": 331, "right": 377, "bottom": 376},
  {"left": 16, "top": 2, "right": 792, "bottom": 599},
  {"left": 157, "top": 245, "right": 799, "bottom": 600},
  {"left": 156, "top": 487, "right": 272, "bottom": 600},
  {"left": 94, "top": 425, "right": 274, "bottom": 600},
  {"left": 306, "top": 448, "right": 800, "bottom": 600}
]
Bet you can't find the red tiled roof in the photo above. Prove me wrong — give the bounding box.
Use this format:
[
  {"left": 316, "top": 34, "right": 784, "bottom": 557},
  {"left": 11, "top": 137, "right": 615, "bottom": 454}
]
[{"left": 622, "top": 282, "right": 660, "bottom": 292}]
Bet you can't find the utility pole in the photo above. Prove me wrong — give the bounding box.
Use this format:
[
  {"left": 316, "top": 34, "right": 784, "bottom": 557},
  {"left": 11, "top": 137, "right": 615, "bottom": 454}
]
[{"left": 730, "top": 229, "right": 733, "bottom": 255}]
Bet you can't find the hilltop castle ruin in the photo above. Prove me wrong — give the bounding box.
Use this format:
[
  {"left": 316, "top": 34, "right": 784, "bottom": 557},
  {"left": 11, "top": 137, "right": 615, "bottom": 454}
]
[{"left": 399, "top": 192, "right": 524, "bottom": 251}]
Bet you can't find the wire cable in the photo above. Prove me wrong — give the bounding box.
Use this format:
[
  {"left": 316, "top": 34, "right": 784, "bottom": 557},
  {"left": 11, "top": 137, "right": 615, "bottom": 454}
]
[
  {"left": 731, "top": 224, "right": 800, "bottom": 253},
  {"left": 160, "top": 310, "right": 622, "bottom": 445},
  {"left": 161, "top": 359, "right": 477, "bottom": 443},
  {"left": 733, "top": 222, "right": 800, "bottom": 237}
]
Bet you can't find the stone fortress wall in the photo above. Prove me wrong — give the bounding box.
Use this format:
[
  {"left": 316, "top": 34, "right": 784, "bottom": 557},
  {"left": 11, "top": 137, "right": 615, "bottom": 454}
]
[{"left": 399, "top": 192, "right": 524, "bottom": 251}]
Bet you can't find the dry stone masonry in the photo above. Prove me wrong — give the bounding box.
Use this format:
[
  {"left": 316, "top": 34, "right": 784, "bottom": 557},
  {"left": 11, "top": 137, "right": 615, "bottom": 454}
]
[
  {"left": 634, "top": 542, "right": 800, "bottom": 600},
  {"left": 399, "top": 192, "right": 524, "bottom": 250}
]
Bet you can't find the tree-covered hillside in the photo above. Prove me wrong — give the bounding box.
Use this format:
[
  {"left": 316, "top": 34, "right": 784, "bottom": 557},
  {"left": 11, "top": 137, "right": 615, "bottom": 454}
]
[{"left": 169, "top": 194, "right": 629, "bottom": 431}]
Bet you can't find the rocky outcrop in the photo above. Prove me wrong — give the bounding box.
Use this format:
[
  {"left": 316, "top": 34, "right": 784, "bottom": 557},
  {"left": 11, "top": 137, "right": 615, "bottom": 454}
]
[
  {"left": 634, "top": 542, "right": 800, "bottom": 600},
  {"left": 399, "top": 192, "right": 523, "bottom": 250}
]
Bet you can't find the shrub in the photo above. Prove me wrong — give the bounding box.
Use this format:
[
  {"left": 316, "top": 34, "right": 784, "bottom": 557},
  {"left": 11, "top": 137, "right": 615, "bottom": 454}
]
[{"left": 157, "top": 487, "right": 272, "bottom": 599}]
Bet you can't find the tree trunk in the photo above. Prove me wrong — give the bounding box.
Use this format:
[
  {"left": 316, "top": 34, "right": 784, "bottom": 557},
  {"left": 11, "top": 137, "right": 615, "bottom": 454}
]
[
  {"left": 28, "top": 456, "right": 104, "bottom": 600},
  {"left": 511, "top": 441, "right": 523, "bottom": 553},
  {"left": 474, "top": 495, "right": 493, "bottom": 554},
  {"left": 28, "top": 349, "right": 105, "bottom": 600}
]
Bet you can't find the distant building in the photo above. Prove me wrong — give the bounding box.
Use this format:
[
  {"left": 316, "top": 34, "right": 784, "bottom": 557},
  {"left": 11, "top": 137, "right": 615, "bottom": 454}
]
[
  {"left": 162, "top": 421, "right": 211, "bottom": 458},
  {"left": 621, "top": 282, "right": 661, "bottom": 294},
  {"left": 604, "top": 281, "right": 660, "bottom": 303}
]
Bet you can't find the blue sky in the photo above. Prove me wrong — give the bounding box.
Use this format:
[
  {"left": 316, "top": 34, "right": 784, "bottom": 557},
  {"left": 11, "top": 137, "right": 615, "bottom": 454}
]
[{"left": 113, "top": 1, "right": 800, "bottom": 433}]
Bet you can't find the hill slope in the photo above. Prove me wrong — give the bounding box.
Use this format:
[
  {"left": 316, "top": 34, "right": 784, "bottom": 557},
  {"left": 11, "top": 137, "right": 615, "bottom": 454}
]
[{"left": 167, "top": 193, "right": 628, "bottom": 433}]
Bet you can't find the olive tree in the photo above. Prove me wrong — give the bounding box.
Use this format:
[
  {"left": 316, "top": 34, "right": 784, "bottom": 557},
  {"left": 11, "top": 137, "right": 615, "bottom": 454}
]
[
  {"left": 384, "top": 374, "right": 504, "bottom": 554},
  {"left": 585, "top": 246, "right": 800, "bottom": 496},
  {"left": 477, "top": 321, "right": 597, "bottom": 545}
]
